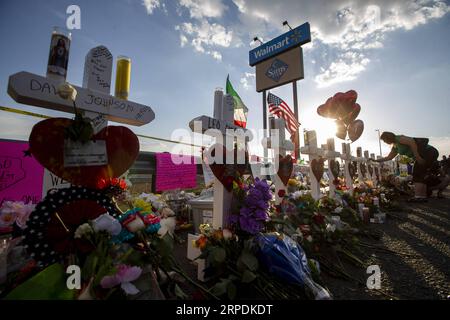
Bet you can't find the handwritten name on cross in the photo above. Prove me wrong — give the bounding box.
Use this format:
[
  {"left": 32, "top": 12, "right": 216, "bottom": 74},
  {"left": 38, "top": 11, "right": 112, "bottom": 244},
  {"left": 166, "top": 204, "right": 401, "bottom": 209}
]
[{"left": 8, "top": 45, "right": 155, "bottom": 127}]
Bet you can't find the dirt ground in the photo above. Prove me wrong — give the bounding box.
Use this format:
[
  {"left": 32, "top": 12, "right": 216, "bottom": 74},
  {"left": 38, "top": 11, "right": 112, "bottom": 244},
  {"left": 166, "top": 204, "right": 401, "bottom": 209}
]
[
  {"left": 173, "top": 188, "right": 450, "bottom": 300},
  {"left": 322, "top": 187, "right": 450, "bottom": 300}
]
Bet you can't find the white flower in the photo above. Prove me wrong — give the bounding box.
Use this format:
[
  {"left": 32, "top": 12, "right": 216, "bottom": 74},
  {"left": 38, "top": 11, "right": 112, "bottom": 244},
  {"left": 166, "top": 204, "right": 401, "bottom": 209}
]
[
  {"left": 306, "top": 235, "right": 313, "bottom": 243},
  {"left": 74, "top": 223, "right": 93, "bottom": 239},
  {"left": 326, "top": 223, "right": 336, "bottom": 233},
  {"left": 158, "top": 217, "right": 176, "bottom": 237},
  {"left": 57, "top": 82, "right": 77, "bottom": 101},
  {"left": 222, "top": 229, "right": 233, "bottom": 240},
  {"left": 333, "top": 206, "right": 343, "bottom": 214},
  {"left": 123, "top": 215, "right": 146, "bottom": 233},
  {"left": 92, "top": 213, "right": 122, "bottom": 235}
]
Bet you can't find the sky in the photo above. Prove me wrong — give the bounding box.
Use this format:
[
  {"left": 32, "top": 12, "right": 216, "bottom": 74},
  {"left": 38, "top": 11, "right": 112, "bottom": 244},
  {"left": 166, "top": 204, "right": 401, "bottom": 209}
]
[{"left": 0, "top": 0, "right": 449, "bottom": 160}]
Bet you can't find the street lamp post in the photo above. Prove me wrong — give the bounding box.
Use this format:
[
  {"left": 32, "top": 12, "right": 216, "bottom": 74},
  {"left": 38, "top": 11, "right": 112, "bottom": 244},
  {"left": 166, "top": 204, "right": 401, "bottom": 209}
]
[{"left": 375, "top": 129, "right": 382, "bottom": 157}]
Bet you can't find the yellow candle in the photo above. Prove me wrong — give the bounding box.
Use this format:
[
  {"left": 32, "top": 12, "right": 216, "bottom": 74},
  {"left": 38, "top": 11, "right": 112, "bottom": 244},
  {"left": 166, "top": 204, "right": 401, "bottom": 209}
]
[{"left": 115, "top": 56, "right": 131, "bottom": 100}]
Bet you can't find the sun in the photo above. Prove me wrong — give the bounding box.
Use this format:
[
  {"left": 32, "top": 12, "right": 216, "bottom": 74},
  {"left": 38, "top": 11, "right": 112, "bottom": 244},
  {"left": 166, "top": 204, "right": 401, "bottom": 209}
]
[{"left": 302, "top": 117, "right": 337, "bottom": 147}]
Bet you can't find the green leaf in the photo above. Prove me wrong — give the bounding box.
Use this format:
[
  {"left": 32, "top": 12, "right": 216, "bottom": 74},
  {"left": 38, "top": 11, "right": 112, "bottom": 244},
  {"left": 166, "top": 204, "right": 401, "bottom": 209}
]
[
  {"left": 210, "top": 279, "right": 228, "bottom": 297},
  {"left": 212, "top": 247, "right": 226, "bottom": 263},
  {"left": 227, "top": 282, "right": 237, "bottom": 300},
  {"left": 174, "top": 284, "right": 189, "bottom": 300},
  {"left": 241, "top": 270, "right": 257, "bottom": 283},
  {"left": 239, "top": 251, "right": 258, "bottom": 271},
  {"left": 5, "top": 263, "right": 76, "bottom": 300}
]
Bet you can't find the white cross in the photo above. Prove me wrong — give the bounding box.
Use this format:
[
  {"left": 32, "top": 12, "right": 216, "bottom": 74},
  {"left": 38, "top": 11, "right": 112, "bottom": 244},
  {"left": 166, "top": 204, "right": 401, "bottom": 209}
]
[
  {"left": 262, "top": 117, "right": 294, "bottom": 204},
  {"left": 187, "top": 89, "right": 251, "bottom": 281},
  {"left": 300, "top": 130, "right": 324, "bottom": 200},
  {"left": 340, "top": 142, "right": 354, "bottom": 194},
  {"left": 369, "top": 152, "right": 378, "bottom": 185},
  {"left": 322, "top": 138, "right": 340, "bottom": 199},
  {"left": 8, "top": 46, "right": 155, "bottom": 127},
  {"left": 363, "top": 150, "right": 372, "bottom": 182},
  {"left": 355, "top": 147, "right": 366, "bottom": 183},
  {"left": 189, "top": 90, "right": 251, "bottom": 229},
  {"left": 7, "top": 45, "right": 156, "bottom": 197}
]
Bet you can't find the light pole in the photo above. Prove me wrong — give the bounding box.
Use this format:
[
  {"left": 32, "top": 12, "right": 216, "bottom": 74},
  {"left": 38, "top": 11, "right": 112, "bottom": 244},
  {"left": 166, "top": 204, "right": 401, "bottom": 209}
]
[{"left": 375, "top": 129, "right": 382, "bottom": 157}]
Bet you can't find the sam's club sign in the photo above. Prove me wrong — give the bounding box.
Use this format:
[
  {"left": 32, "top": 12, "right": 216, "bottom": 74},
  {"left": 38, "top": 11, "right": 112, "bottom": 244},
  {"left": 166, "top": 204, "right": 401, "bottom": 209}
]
[{"left": 249, "top": 22, "right": 311, "bottom": 66}]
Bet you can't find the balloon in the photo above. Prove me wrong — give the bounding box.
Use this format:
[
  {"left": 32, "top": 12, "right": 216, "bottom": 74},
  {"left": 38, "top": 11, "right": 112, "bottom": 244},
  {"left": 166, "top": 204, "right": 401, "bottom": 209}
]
[
  {"left": 332, "top": 90, "right": 358, "bottom": 121},
  {"left": 335, "top": 120, "right": 347, "bottom": 140},
  {"left": 348, "top": 119, "right": 364, "bottom": 142},
  {"left": 317, "top": 97, "right": 336, "bottom": 118},
  {"left": 342, "top": 103, "right": 361, "bottom": 126}
]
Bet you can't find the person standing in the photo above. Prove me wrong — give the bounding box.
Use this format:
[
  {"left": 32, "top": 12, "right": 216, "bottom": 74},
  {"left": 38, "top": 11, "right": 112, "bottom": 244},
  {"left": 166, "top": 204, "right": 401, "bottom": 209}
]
[{"left": 372, "top": 132, "right": 439, "bottom": 202}]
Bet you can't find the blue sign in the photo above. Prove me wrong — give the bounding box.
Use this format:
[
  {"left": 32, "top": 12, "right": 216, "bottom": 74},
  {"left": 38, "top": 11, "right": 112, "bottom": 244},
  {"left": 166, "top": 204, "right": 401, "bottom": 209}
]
[
  {"left": 265, "top": 59, "right": 288, "bottom": 82},
  {"left": 249, "top": 22, "right": 311, "bottom": 66}
]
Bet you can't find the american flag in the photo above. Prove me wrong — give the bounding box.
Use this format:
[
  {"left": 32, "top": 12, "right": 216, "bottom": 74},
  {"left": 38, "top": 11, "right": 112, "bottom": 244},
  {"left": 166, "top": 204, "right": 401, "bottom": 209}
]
[{"left": 267, "top": 92, "right": 300, "bottom": 136}]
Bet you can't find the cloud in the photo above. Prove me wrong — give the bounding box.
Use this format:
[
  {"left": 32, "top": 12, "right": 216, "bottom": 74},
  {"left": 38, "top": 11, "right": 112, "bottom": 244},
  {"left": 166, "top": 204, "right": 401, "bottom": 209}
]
[
  {"left": 142, "top": 0, "right": 449, "bottom": 77},
  {"left": 142, "top": 0, "right": 163, "bottom": 14},
  {"left": 179, "top": 0, "right": 227, "bottom": 19},
  {"left": 175, "top": 20, "right": 232, "bottom": 58},
  {"left": 228, "top": 0, "right": 450, "bottom": 87},
  {"left": 240, "top": 72, "right": 255, "bottom": 90}
]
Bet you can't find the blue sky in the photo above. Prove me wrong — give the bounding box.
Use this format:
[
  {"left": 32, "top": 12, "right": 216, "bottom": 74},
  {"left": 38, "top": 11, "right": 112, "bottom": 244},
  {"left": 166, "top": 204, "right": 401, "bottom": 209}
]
[{"left": 0, "top": 0, "right": 449, "bottom": 159}]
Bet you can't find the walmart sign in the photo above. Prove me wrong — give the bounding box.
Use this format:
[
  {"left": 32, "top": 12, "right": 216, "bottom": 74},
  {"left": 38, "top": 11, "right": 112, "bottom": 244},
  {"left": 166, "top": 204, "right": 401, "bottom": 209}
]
[{"left": 249, "top": 22, "right": 311, "bottom": 66}]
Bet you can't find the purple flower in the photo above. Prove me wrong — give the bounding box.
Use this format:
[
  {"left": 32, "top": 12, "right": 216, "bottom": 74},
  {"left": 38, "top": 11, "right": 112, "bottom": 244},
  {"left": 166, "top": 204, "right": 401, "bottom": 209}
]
[
  {"left": 232, "top": 179, "right": 272, "bottom": 234},
  {"left": 100, "top": 264, "right": 142, "bottom": 295}
]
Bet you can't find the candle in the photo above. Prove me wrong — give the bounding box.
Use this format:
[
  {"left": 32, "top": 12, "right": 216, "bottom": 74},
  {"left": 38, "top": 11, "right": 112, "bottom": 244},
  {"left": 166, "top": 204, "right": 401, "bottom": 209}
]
[
  {"left": 46, "top": 27, "right": 71, "bottom": 82},
  {"left": 115, "top": 55, "right": 131, "bottom": 100},
  {"left": 362, "top": 207, "right": 370, "bottom": 224}
]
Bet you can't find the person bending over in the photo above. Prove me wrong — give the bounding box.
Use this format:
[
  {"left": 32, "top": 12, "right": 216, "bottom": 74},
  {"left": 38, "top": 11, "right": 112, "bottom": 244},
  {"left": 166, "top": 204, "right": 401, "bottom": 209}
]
[{"left": 372, "top": 131, "right": 439, "bottom": 202}]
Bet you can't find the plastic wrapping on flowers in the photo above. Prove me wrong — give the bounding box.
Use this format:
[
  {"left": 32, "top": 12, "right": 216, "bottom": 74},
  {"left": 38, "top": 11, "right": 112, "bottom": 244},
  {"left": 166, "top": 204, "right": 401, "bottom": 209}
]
[{"left": 255, "top": 233, "right": 331, "bottom": 300}]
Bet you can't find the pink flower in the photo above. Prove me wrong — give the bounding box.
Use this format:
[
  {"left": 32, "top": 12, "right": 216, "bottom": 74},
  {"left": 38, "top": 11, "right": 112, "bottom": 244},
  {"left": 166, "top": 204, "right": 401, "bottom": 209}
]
[
  {"left": 100, "top": 264, "right": 142, "bottom": 295},
  {"left": 0, "top": 201, "right": 35, "bottom": 229}
]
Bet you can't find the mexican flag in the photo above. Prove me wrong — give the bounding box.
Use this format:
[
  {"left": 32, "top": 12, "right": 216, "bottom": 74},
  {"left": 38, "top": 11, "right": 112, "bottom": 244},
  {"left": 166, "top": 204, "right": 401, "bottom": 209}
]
[{"left": 226, "top": 75, "right": 248, "bottom": 128}]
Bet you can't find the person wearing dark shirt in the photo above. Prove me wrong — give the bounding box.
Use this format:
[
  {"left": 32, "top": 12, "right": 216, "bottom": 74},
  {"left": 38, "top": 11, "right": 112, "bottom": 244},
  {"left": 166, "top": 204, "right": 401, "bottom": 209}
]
[{"left": 372, "top": 132, "right": 439, "bottom": 202}]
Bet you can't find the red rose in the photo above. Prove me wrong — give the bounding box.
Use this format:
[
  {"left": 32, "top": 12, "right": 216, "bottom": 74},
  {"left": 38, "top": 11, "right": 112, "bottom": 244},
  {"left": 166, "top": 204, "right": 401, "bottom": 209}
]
[
  {"left": 312, "top": 213, "right": 325, "bottom": 225},
  {"left": 278, "top": 189, "right": 286, "bottom": 198}
]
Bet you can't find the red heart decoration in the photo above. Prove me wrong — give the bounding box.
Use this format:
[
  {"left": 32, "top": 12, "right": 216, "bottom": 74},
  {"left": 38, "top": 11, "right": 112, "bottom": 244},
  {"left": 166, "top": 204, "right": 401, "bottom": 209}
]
[
  {"left": 208, "top": 145, "right": 249, "bottom": 192},
  {"left": 360, "top": 163, "right": 367, "bottom": 177},
  {"left": 348, "top": 119, "right": 364, "bottom": 142},
  {"left": 368, "top": 165, "right": 373, "bottom": 176},
  {"left": 29, "top": 118, "right": 139, "bottom": 189},
  {"left": 329, "top": 159, "right": 340, "bottom": 178},
  {"left": 317, "top": 97, "right": 336, "bottom": 119},
  {"left": 348, "top": 161, "right": 358, "bottom": 179},
  {"left": 311, "top": 157, "right": 325, "bottom": 182},
  {"left": 335, "top": 120, "right": 347, "bottom": 140},
  {"left": 277, "top": 154, "right": 293, "bottom": 185},
  {"left": 342, "top": 103, "right": 361, "bottom": 126}
]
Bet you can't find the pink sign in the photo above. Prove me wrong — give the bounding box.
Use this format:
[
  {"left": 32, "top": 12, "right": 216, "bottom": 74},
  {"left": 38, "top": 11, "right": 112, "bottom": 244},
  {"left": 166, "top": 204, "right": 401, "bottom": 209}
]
[
  {"left": 155, "top": 153, "right": 197, "bottom": 192},
  {"left": 0, "top": 140, "right": 44, "bottom": 205}
]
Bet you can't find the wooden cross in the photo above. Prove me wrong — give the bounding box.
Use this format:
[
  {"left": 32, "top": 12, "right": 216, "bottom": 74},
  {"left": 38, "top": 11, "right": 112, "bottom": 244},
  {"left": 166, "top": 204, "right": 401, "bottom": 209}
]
[
  {"left": 300, "top": 130, "right": 324, "bottom": 200},
  {"left": 355, "top": 147, "right": 365, "bottom": 183},
  {"left": 8, "top": 46, "right": 155, "bottom": 127},
  {"left": 7, "top": 45, "right": 156, "bottom": 197},
  {"left": 262, "top": 117, "right": 294, "bottom": 204},
  {"left": 340, "top": 142, "right": 354, "bottom": 194},
  {"left": 322, "top": 138, "right": 340, "bottom": 199},
  {"left": 189, "top": 90, "right": 251, "bottom": 229}
]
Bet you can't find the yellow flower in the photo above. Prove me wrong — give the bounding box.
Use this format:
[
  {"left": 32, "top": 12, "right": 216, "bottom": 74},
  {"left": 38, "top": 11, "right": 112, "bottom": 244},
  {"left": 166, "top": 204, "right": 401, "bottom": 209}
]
[
  {"left": 287, "top": 179, "right": 298, "bottom": 187},
  {"left": 132, "top": 198, "right": 152, "bottom": 213}
]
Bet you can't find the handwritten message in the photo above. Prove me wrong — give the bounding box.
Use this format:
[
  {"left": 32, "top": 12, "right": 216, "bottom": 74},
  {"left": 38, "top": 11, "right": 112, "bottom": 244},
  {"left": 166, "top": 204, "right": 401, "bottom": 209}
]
[
  {"left": 155, "top": 153, "right": 197, "bottom": 192},
  {"left": 0, "top": 141, "right": 44, "bottom": 205}
]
